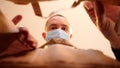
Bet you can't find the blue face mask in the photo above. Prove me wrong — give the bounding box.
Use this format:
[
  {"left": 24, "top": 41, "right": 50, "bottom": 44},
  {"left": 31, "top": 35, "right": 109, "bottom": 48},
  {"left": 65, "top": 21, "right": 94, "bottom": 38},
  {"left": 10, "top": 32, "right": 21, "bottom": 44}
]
[{"left": 45, "top": 29, "right": 69, "bottom": 41}]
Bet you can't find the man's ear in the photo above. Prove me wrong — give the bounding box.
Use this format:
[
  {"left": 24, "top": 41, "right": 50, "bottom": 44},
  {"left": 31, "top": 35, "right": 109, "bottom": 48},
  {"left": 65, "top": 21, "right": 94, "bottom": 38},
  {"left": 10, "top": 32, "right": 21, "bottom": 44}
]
[
  {"left": 42, "top": 32, "right": 46, "bottom": 39},
  {"left": 70, "top": 34, "right": 72, "bottom": 38}
]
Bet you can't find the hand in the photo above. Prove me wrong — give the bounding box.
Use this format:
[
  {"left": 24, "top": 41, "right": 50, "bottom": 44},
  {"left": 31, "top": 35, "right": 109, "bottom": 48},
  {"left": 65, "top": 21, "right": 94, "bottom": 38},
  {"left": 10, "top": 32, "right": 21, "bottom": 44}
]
[
  {"left": 11, "top": 14, "right": 38, "bottom": 48},
  {"left": 7, "top": 0, "right": 30, "bottom": 5},
  {"left": 7, "top": 0, "right": 57, "bottom": 5},
  {"left": 0, "top": 9, "right": 37, "bottom": 48},
  {"left": 12, "top": 14, "right": 38, "bottom": 48},
  {"left": 83, "top": 1, "right": 120, "bottom": 49}
]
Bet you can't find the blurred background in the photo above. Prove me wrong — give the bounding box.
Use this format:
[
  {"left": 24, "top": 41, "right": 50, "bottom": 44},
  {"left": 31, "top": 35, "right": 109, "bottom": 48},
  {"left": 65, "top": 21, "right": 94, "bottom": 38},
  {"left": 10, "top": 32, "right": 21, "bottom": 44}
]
[{"left": 0, "top": 0, "right": 115, "bottom": 58}]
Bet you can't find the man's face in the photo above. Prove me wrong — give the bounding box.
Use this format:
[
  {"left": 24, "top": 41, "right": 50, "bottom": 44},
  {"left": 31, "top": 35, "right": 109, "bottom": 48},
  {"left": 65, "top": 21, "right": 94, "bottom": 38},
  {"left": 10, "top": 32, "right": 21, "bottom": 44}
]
[
  {"left": 46, "top": 16, "right": 70, "bottom": 34},
  {"left": 42, "top": 15, "right": 72, "bottom": 40}
]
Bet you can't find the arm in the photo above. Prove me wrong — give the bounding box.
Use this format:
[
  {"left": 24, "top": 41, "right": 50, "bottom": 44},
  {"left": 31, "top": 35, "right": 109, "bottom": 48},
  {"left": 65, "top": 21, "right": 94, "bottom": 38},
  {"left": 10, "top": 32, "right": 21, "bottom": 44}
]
[
  {"left": 95, "top": 2, "right": 120, "bottom": 61},
  {"left": 83, "top": 1, "right": 120, "bottom": 60},
  {"left": 111, "top": 12, "right": 120, "bottom": 61}
]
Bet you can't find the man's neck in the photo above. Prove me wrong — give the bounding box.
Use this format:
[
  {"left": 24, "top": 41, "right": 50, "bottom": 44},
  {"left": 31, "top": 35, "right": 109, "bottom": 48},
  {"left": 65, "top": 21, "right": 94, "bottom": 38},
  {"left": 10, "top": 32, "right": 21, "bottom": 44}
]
[{"left": 40, "top": 38, "right": 76, "bottom": 48}]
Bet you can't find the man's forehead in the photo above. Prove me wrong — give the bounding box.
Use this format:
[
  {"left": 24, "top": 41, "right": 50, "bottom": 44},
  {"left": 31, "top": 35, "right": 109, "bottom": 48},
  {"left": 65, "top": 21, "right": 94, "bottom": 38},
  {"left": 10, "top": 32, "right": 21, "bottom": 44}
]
[{"left": 46, "top": 15, "right": 70, "bottom": 26}]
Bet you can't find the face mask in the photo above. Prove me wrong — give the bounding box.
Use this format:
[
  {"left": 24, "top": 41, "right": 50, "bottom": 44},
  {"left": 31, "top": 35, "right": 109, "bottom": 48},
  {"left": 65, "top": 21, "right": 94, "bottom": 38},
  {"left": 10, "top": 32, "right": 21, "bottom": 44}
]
[{"left": 45, "top": 29, "right": 69, "bottom": 41}]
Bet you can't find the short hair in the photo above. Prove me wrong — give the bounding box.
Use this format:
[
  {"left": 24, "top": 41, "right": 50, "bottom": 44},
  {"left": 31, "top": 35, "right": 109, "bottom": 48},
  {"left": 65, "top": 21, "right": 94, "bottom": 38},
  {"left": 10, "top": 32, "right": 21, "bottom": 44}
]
[
  {"left": 44, "top": 14, "right": 72, "bottom": 34},
  {"left": 45, "top": 14, "right": 67, "bottom": 30}
]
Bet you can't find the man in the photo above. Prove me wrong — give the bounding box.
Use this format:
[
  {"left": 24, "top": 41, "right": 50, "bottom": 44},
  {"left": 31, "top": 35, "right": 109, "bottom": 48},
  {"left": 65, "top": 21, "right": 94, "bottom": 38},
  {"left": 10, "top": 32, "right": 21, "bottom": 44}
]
[
  {"left": 40, "top": 14, "right": 74, "bottom": 48},
  {"left": 1, "top": 2, "right": 120, "bottom": 68}
]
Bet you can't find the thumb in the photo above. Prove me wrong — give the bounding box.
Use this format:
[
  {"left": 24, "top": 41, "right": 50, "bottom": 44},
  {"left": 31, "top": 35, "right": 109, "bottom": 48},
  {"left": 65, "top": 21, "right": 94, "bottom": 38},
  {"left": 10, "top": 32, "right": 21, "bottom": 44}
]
[
  {"left": 12, "top": 15, "right": 22, "bottom": 25},
  {"left": 83, "top": 1, "right": 96, "bottom": 24},
  {"left": 7, "top": 0, "right": 29, "bottom": 5}
]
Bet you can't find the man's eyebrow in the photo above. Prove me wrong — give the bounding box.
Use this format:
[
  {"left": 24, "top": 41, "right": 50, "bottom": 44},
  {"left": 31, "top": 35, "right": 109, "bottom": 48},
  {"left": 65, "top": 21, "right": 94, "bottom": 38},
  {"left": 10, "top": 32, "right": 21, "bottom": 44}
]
[
  {"left": 62, "top": 24, "right": 68, "bottom": 26},
  {"left": 49, "top": 24, "right": 57, "bottom": 27},
  {"left": 48, "top": 24, "right": 69, "bottom": 28},
  {"left": 61, "top": 24, "right": 69, "bottom": 28}
]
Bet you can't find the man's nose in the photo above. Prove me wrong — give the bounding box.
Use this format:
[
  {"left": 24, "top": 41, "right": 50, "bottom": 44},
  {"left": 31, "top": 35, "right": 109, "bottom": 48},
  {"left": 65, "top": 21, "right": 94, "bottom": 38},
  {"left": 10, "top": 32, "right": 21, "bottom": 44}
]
[
  {"left": 57, "top": 28, "right": 62, "bottom": 31},
  {"left": 57, "top": 27, "right": 62, "bottom": 30}
]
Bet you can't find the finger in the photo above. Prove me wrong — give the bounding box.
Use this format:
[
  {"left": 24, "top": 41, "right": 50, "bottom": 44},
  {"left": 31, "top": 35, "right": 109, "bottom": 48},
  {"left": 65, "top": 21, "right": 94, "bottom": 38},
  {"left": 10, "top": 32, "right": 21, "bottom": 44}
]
[
  {"left": 83, "top": 1, "right": 96, "bottom": 25},
  {"left": 71, "top": 0, "right": 81, "bottom": 8},
  {"left": 12, "top": 15, "right": 22, "bottom": 25},
  {"left": 7, "top": 0, "right": 29, "bottom": 5},
  {"left": 94, "top": 1, "right": 104, "bottom": 21},
  {"left": 19, "top": 27, "right": 38, "bottom": 48},
  {"left": 93, "top": 1, "right": 105, "bottom": 27},
  {"left": 30, "top": 0, "right": 42, "bottom": 17}
]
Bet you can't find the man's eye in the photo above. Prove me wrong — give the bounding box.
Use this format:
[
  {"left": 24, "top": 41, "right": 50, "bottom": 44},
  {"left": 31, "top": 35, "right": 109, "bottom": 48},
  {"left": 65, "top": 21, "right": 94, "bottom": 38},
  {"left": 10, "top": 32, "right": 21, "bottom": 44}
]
[
  {"left": 51, "top": 27, "right": 57, "bottom": 30},
  {"left": 62, "top": 27, "right": 66, "bottom": 31}
]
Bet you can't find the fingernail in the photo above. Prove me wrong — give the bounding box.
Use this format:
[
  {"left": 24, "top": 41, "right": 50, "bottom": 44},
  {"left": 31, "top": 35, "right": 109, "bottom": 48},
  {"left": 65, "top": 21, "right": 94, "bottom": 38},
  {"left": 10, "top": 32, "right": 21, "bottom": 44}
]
[{"left": 12, "top": 15, "right": 22, "bottom": 25}]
